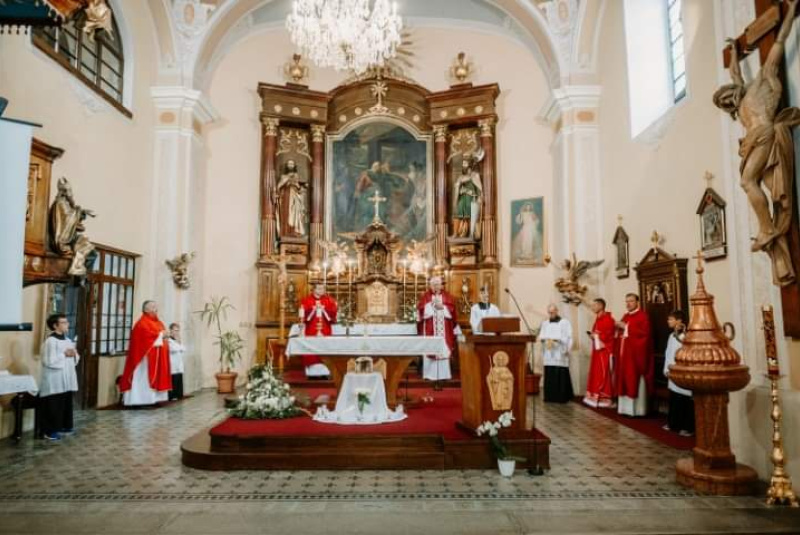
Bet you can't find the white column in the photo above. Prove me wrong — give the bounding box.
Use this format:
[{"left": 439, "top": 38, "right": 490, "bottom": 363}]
[
  {"left": 539, "top": 85, "right": 603, "bottom": 395},
  {"left": 148, "top": 86, "right": 218, "bottom": 394}
]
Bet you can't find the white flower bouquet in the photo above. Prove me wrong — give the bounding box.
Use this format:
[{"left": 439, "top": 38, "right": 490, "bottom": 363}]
[
  {"left": 476, "top": 411, "right": 526, "bottom": 462},
  {"left": 229, "top": 362, "right": 301, "bottom": 419}
]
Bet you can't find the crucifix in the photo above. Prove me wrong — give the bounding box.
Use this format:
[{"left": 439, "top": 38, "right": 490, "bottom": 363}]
[
  {"left": 368, "top": 189, "right": 387, "bottom": 225},
  {"left": 716, "top": 0, "right": 800, "bottom": 337}
]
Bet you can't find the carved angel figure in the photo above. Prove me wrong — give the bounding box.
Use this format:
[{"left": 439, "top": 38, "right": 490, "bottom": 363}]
[
  {"left": 165, "top": 252, "right": 195, "bottom": 290},
  {"left": 48, "top": 177, "right": 96, "bottom": 276},
  {"left": 554, "top": 253, "right": 604, "bottom": 305},
  {"left": 80, "top": 0, "right": 114, "bottom": 40}
]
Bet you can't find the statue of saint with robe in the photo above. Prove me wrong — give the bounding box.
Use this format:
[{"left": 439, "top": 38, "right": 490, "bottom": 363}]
[
  {"left": 276, "top": 159, "right": 308, "bottom": 237},
  {"left": 48, "top": 177, "right": 96, "bottom": 276}
]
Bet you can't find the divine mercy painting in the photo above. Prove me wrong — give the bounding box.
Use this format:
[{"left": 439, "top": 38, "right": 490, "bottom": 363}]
[
  {"left": 510, "top": 197, "right": 545, "bottom": 266},
  {"left": 328, "top": 121, "right": 431, "bottom": 241}
]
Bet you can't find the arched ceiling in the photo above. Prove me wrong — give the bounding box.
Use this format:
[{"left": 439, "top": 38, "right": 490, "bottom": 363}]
[
  {"left": 148, "top": 0, "right": 605, "bottom": 92},
  {"left": 190, "top": 0, "right": 563, "bottom": 90}
]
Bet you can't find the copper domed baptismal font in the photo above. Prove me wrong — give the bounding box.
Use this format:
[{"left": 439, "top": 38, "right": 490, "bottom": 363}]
[{"left": 669, "top": 254, "right": 758, "bottom": 495}]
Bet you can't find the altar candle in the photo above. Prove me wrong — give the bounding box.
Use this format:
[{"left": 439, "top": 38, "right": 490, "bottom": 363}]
[
  {"left": 322, "top": 261, "right": 328, "bottom": 287},
  {"left": 762, "top": 305, "right": 781, "bottom": 377},
  {"left": 401, "top": 259, "right": 407, "bottom": 316}
]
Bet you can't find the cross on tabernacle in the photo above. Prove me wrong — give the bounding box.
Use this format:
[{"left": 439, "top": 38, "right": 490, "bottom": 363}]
[{"left": 368, "top": 189, "right": 387, "bottom": 225}]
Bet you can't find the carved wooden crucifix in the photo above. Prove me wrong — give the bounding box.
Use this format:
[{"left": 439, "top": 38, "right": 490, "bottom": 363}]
[{"left": 721, "top": 0, "right": 800, "bottom": 337}]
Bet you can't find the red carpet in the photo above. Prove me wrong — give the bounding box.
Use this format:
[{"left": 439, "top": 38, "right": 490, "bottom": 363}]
[
  {"left": 212, "top": 388, "right": 548, "bottom": 442},
  {"left": 575, "top": 400, "right": 695, "bottom": 450}
]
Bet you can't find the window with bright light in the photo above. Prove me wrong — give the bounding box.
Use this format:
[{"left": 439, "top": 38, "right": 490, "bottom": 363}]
[
  {"left": 668, "top": 0, "right": 687, "bottom": 102},
  {"left": 623, "top": 0, "right": 687, "bottom": 138}
]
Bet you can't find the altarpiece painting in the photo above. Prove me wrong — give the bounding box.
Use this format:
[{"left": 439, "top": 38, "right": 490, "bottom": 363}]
[{"left": 327, "top": 120, "right": 431, "bottom": 241}]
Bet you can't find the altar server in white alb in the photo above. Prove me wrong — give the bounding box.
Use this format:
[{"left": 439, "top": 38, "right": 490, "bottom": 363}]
[
  {"left": 539, "top": 304, "right": 574, "bottom": 403},
  {"left": 470, "top": 286, "right": 501, "bottom": 333},
  {"left": 417, "top": 276, "right": 458, "bottom": 381},
  {"left": 167, "top": 322, "right": 186, "bottom": 401},
  {"left": 39, "top": 314, "right": 80, "bottom": 440}
]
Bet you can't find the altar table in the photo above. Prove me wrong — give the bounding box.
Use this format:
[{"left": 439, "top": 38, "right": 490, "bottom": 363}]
[{"left": 285, "top": 335, "right": 449, "bottom": 406}]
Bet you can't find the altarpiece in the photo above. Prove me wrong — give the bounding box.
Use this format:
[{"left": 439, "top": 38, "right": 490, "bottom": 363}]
[{"left": 254, "top": 75, "right": 502, "bottom": 361}]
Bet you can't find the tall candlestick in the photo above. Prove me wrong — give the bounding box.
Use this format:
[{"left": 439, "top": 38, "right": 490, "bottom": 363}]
[
  {"left": 348, "top": 259, "right": 353, "bottom": 319},
  {"left": 322, "top": 261, "right": 328, "bottom": 287},
  {"left": 401, "top": 259, "right": 407, "bottom": 320}
]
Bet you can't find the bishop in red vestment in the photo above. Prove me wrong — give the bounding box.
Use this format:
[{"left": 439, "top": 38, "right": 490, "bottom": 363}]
[
  {"left": 299, "top": 283, "right": 337, "bottom": 378},
  {"left": 615, "top": 293, "right": 653, "bottom": 416},
  {"left": 583, "top": 298, "right": 616, "bottom": 408},
  {"left": 119, "top": 301, "right": 172, "bottom": 406},
  {"left": 417, "top": 276, "right": 457, "bottom": 381}
]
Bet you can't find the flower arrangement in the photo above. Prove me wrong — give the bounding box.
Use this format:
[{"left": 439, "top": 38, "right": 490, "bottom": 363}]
[
  {"left": 229, "top": 363, "right": 300, "bottom": 420},
  {"left": 476, "top": 411, "right": 526, "bottom": 462}
]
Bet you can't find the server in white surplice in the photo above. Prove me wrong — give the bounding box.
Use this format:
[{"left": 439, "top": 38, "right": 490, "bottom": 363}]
[
  {"left": 39, "top": 314, "right": 80, "bottom": 440},
  {"left": 539, "top": 304, "right": 574, "bottom": 403}
]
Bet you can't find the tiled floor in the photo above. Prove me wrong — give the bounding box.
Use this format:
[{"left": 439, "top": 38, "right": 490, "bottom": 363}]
[{"left": 0, "top": 389, "right": 798, "bottom": 534}]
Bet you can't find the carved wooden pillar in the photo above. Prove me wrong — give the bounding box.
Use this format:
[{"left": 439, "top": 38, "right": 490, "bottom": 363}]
[
  {"left": 433, "top": 125, "right": 448, "bottom": 266},
  {"left": 260, "top": 116, "right": 280, "bottom": 260},
  {"left": 310, "top": 124, "right": 326, "bottom": 264},
  {"left": 478, "top": 118, "right": 497, "bottom": 264}
]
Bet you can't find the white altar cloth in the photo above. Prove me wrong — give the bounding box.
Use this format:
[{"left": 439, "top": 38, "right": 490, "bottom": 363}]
[
  {"left": 288, "top": 323, "right": 418, "bottom": 338},
  {"left": 286, "top": 335, "right": 449, "bottom": 359},
  {"left": 313, "top": 372, "right": 406, "bottom": 425},
  {"left": 0, "top": 373, "right": 38, "bottom": 396}
]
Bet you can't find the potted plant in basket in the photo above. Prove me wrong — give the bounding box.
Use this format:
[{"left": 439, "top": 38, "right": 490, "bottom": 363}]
[
  {"left": 476, "top": 411, "right": 526, "bottom": 477},
  {"left": 198, "top": 296, "right": 245, "bottom": 393}
]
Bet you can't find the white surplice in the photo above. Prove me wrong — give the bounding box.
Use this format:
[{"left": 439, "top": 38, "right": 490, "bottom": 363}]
[
  {"left": 538, "top": 318, "right": 573, "bottom": 367},
  {"left": 40, "top": 335, "right": 80, "bottom": 397},
  {"left": 469, "top": 303, "right": 501, "bottom": 333},
  {"left": 123, "top": 334, "right": 169, "bottom": 406},
  {"left": 421, "top": 298, "right": 454, "bottom": 381}
]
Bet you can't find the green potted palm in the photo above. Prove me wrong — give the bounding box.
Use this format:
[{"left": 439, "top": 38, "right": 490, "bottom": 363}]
[{"left": 198, "top": 296, "right": 245, "bottom": 393}]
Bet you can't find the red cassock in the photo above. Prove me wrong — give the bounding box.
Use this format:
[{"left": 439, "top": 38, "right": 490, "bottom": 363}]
[
  {"left": 615, "top": 308, "right": 653, "bottom": 399},
  {"left": 416, "top": 290, "right": 458, "bottom": 352},
  {"left": 119, "top": 313, "right": 172, "bottom": 393},
  {"left": 585, "top": 311, "right": 616, "bottom": 400},
  {"left": 299, "top": 294, "right": 338, "bottom": 368}
]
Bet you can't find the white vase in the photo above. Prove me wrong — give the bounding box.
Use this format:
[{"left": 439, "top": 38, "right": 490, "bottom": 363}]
[{"left": 497, "top": 459, "right": 516, "bottom": 477}]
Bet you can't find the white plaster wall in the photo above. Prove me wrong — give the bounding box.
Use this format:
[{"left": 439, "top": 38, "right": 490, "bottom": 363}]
[
  {"left": 596, "top": 0, "right": 800, "bottom": 482},
  {"left": 0, "top": 0, "right": 162, "bottom": 432}
]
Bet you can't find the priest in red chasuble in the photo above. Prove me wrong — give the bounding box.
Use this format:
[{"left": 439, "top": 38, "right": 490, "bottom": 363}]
[
  {"left": 119, "top": 300, "right": 172, "bottom": 406},
  {"left": 615, "top": 293, "right": 653, "bottom": 417},
  {"left": 299, "top": 283, "right": 337, "bottom": 378},
  {"left": 583, "top": 298, "right": 616, "bottom": 409},
  {"left": 417, "top": 276, "right": 457, "bottom": 381}
]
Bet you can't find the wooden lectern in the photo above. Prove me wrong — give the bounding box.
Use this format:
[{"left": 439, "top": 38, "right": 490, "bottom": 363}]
[{"left": 459, "top": 317, "right": 534, "bottom": 435}]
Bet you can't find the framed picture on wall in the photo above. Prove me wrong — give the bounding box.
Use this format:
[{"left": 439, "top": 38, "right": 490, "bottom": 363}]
[
  {"left": 696, "top": 187, "right": 727, "bottom": 260},
  {"left": 510, "top": 197, "right": 545, "bottom": 267},
  {"left": 612, "top": 224, "right": 630, "bottom": 279}
]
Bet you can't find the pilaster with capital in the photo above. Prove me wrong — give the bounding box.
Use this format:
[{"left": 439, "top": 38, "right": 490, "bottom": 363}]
[
  {"left": 310, "top": 124, "right": 326, "bottom": 264},
  {"left": 538, "top": 85, "right": 602, "bottom": 394},
  {"left": 433, "top": 124, "right": 449, "bottom": 265},
  {"left": 260, "top": 116, "right": 280, "bottom": 260},
  {"left": 478, "top": 118, "right": 498, "bottom": 263}
]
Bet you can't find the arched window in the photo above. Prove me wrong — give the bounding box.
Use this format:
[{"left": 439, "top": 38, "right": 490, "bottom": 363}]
[
  {"left": 623, "top": 0, "right": 687, "bottom": 138},
  {"left": 33, "top": 12, "right": 129, "bottom": 117}
]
